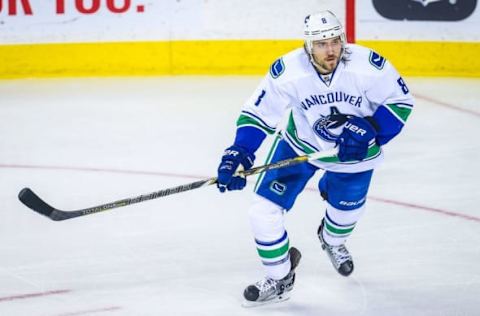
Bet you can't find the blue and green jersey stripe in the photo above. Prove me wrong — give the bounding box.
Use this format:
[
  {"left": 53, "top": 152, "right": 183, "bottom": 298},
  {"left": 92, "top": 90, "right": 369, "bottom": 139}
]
[{"left": 236, "top": 111, "right": 276, "bottom": 135}]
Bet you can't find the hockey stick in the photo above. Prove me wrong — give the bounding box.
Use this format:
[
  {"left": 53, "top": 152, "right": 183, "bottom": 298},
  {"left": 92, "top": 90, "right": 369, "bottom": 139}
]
[{"left": 18, "top": 148, "right": 338, "bottom": 221}]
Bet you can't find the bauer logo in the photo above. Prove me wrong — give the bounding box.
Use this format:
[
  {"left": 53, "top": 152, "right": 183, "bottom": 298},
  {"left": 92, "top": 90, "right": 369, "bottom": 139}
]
[
  {"left": 340, "top": 197, "right": 366, "bottom": 207},
  {"left": 373, "top": 0, "right": 477, "bottom": 21}
]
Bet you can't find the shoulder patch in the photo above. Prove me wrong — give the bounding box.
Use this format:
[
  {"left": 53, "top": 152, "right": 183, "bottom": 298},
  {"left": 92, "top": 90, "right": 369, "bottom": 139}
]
[
  {"left": 369, "top": 51, "right": 386, "bottom": 70},
  {"left": 270, "top": 58, "right": 285, "bottom": 78}
]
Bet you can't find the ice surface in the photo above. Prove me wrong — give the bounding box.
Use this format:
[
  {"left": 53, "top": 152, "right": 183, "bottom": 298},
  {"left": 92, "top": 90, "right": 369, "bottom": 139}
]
[{"left": 0, "top": 76, "right": 479, "bottom": 316}]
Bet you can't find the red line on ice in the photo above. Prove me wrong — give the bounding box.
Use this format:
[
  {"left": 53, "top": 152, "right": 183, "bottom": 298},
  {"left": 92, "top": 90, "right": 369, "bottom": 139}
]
[
  {"left": 4, "top": 163, "right": 480, "bottom": 223},
  {"left": 369, "top": 196, "right": 480, "bottom": 223},
  {"left": 304, "top": 187, "right": 480, "bottom": 223},
  {"left": 0, "top": 163, "right": 202, "bottom": 180},
  {"left": 414, "top": 93, "right": 480, "bottom": 117},
  {"left": 0, "top": 289, "right": 71, "bottom": 302}
]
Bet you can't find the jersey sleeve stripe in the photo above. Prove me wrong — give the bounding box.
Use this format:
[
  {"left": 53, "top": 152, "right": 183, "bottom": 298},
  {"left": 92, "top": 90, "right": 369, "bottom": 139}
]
[
  {"left": 385, "top": 103, "right": 413, "bottom": 124},
  {"left": 394, "top": 102, "right": 414, "bottom": 108},
  {"left": 241, "top": 111, "right": 276, "bottom": 130},
  {"left": 236, "top": 112, "right": 276, "bottom": 135}
]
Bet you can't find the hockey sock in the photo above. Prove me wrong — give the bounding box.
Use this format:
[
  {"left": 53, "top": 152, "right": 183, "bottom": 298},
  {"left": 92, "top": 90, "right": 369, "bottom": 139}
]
[
  {"left": 248, "top": 195, "right": 291, "bottom": 280},
  {"left": 322, "top": 203, "right": 365, "bottom": 246}
]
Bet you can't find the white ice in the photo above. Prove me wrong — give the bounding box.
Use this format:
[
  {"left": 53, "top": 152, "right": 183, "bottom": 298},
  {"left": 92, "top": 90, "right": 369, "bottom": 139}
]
[{"left": 0, "top": 76, "right": 479, "bottom": 316}]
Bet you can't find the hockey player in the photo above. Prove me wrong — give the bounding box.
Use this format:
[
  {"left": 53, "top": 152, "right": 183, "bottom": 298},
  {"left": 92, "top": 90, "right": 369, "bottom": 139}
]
[{"left": 216, "top": 10, "right": 414, "bottom": 305}]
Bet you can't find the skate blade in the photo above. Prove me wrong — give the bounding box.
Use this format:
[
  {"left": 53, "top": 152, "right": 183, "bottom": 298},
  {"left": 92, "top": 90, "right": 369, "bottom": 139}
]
[{"left": 241, "top": 292, "right": 291, "bottom": 308}]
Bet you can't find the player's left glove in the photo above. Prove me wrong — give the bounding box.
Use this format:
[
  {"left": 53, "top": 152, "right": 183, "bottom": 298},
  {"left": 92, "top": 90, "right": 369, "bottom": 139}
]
[
  {"left": 336, "top": 116, "right": 378, "bottom": 162},
  {"left": 217, "top": 145, "right": 255, "bottom": 193}
]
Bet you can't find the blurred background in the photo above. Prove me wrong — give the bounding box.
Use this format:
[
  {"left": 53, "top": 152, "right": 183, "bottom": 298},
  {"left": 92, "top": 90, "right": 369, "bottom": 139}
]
[{"left": 2, "top": 0, "right": 479, "bottom": 78}]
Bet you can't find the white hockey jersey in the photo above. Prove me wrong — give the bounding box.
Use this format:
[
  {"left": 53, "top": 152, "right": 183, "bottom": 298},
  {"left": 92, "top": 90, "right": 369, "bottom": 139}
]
[{"left": 236, "top": 44, "right": 414, "bottom": 173}]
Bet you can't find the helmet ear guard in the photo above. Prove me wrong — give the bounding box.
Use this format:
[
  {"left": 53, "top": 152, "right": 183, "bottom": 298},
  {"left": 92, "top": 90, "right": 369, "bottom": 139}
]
[{"left": 304, "top": 10, "right": 346, "bottom": 54}]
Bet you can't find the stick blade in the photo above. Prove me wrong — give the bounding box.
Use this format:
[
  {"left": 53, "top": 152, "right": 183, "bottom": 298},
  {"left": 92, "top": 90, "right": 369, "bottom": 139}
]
[{"left": 18, "top": 188, "right": 57, "bottom": 219}]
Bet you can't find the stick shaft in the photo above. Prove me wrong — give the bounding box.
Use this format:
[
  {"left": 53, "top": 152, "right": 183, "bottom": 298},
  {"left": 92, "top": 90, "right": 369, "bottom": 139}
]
[{"left": 18, "top": 148, "right": 337, "bottom": 220}]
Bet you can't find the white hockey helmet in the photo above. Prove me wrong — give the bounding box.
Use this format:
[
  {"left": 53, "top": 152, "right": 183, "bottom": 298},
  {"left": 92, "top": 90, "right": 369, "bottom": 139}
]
[{"left": 304, "top": 10, "right": 346, "bottom": 53}]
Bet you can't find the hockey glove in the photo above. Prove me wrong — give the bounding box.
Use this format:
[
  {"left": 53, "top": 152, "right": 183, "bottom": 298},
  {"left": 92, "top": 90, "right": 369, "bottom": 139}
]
[
  {"left": 217, "top": 145, "right": 255, "bottom": 193},
  {"left": 336, "top": 117, "right": 378, "bottom": 162}
]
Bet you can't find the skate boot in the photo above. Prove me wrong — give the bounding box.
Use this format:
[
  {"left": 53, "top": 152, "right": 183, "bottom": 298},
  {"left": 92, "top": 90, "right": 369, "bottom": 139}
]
[
  {"left": 242, "top": 247, "right": 301, "bottom": 307},
  {"left": 318, "top": 219, "right": 354, "bottom": 276}
]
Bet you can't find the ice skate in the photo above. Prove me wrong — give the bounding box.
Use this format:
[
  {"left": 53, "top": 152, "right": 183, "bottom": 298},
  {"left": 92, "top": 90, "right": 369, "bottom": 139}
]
[
  {"left": 242, "top": 247, "right": 301, "bottom": 307},
  {"left": 318, "top": 219, "right": 354, "bottom": 276}
]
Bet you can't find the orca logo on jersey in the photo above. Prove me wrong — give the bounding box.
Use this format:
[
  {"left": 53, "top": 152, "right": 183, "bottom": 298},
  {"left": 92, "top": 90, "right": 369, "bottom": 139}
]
[{"left": 313, "top": 114, "right": 350, "bottom": 143}]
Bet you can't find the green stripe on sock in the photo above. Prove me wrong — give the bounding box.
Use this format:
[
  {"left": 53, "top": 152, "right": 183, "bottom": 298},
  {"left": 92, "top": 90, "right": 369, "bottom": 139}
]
[
  {"left": 325, "top": 221, "right": 355, "bottom": 235},
  {"left": 257, "top": 241, "right": 289, "bottom": 259}
]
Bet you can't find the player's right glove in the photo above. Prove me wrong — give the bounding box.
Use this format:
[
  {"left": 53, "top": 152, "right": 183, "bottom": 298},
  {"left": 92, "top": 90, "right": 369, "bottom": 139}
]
[
  {"left": 336, "top": 116, "right": 378, "bottom": 162},
  {"left": 217, "top": 145, "right": 255, "bottom": 193}
]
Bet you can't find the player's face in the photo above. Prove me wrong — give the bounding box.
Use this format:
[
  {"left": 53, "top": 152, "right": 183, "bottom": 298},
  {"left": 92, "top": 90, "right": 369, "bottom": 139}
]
[{"left": 311, "top": 37, "right": 343, "bottom": 74}]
